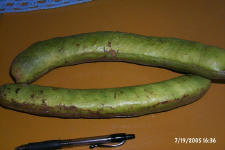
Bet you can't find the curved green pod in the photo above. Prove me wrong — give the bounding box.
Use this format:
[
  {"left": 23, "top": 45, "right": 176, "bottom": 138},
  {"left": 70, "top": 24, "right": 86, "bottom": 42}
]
[
  {"left": 11, "top": 31, "right": 225, "bottom": 83},
  {"left": 0, "top": 75, "right": 210, "bottom": 118}
]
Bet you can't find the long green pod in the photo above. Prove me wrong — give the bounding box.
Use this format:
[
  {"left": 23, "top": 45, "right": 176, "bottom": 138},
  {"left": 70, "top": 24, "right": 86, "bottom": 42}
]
[
  {"left": 11, "top": 31, "right": 225, "bottom": 83},
  {"left": 0, "top": 75, "right": 210, "bottom": 118}
]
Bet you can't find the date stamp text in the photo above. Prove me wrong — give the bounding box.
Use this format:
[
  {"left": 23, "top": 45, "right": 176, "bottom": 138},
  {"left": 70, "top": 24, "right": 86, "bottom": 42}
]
[{"left": 174, "top": 137, "right": 216, "bottom": 144}]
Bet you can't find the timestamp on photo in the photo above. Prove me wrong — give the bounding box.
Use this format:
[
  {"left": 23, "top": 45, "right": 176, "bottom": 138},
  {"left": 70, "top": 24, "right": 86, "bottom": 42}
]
[{"left": 174, "top": 137, "right": 216, "bottom": 144}]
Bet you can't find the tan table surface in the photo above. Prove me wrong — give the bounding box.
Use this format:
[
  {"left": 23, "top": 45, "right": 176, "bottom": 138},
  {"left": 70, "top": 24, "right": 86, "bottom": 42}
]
[{"left": 0, "top": 0, "right": 224, "bottom": 149}]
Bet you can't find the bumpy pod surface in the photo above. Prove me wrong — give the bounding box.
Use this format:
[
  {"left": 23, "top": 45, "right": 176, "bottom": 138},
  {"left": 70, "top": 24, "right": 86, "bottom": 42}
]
[
  {"left": 0, "top": 75, "right": 210, "bottom": 118},
  {"left": 11, "top": 31, "right": 225, "bottom": 83}
]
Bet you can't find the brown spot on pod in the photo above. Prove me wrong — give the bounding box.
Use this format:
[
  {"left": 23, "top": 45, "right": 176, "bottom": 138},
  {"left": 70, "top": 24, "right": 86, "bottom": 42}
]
[
  {"left": 11, "top": 99, "right": 20, "bottom": 108},
  {"left": 108, "top": 41, "right": 111, "bottom": 47},
  {"left": 76, "top": 43, "right": 80, "bottom": 47},
  {"left": 67, "top": 105, "right": 78, "bottom": 111},
  {"left": 114, "top": 91, "right": 117, "bottom": 99},
  {"left": 144, "top": 89, "right": 153, "bottom": 94},
  {"left": 0, "top": 89, "right": 4, "bottom": 97},
  {"left": 134, "top": 91, "right": 140, "bottom": 98},
  {"left": 64, "top": 60, "right": 69, "bottom": 64},
  {"left": 42, "top": 99, "right": 46, "bottom": 105},
  {"left": 58, "top": 48, "right": 64, "bottom": 53},
  {"left": 160, "top": 101, "right": 169, "bottom": 104},
  {"left": 52, "top": 87, "right": 58, "bottom": 90},
  {"left": 108, "top": 49, "right": 117, "bottom": 57},
  {"left": 30, "top": 93, "right": 35, "bottom": 99},
  {"left": 16, "top": 88, "right": 21, "bottom": 94}
]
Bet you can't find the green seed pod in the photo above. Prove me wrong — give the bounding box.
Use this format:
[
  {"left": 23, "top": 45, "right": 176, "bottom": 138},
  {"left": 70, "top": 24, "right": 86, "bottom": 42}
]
[
  {"left": 11, "top": 31, "right": 225, "bottom": 83},
  {"left": 0, "top": 75, "right": 211, "bottom": 118}
]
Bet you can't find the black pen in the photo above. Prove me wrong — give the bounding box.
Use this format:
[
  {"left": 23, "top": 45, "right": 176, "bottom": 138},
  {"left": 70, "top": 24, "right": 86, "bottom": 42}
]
[{"left": 15, "top": 133, "right": 135, "bottom": 150}]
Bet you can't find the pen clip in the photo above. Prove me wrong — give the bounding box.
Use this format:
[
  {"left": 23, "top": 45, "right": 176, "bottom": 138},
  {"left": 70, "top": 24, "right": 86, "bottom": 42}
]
[{"left": 89, "top": 140, "right": 126, "bottom": 149}]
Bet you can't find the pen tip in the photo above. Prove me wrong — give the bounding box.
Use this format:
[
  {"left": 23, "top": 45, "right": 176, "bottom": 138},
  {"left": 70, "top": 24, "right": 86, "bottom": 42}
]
[{"left": 126, "top": 134, "right": 135, "bottom": 140}]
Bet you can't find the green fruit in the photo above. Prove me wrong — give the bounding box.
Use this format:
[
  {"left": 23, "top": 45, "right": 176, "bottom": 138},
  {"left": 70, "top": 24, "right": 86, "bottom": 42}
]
[
  {"left": 11, "top": 31, "right": 225, "bottom": 83},
  {"left": 0, "top": 75, "right": 210, "bottom": 118}
]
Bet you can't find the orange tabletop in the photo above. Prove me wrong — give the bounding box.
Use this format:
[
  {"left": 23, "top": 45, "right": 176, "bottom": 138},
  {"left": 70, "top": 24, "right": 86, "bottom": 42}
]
[{"left": 0, "top": 0, "right": 224, "bottom": 150}]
